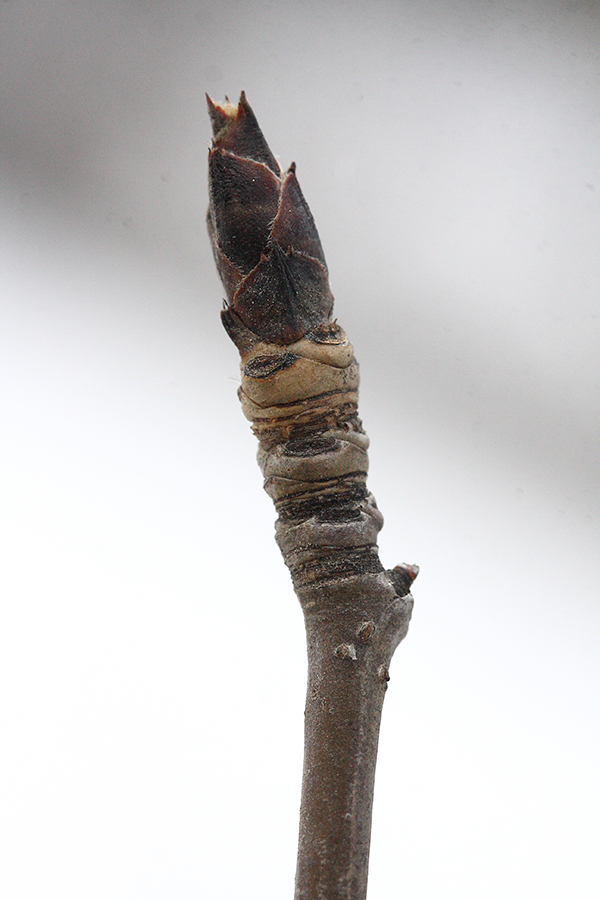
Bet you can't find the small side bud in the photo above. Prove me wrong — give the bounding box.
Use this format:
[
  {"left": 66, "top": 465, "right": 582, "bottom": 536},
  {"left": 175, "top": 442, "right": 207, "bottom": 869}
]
[
  {"left": 388, "top": 563, "right": 420, "bottom": 598},
  {"left": 356, "top": 621, "right": 376, "bottom": 643},
  {"left": 334, "top": 643, "right": 357, "bottom": 661},
  {"left": 377, "top": 665, "right": 390, "bottom": 684}
]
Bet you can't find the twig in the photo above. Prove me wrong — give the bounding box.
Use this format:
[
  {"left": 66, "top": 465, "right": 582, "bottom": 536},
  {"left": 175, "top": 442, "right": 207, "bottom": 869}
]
[{"left": 206, "top": 92, "right": 417, "bottom": 900}]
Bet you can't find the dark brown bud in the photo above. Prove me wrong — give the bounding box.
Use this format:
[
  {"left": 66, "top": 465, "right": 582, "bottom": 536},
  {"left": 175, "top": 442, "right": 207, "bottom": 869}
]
[{"left": 207, "top": 93, "right": 334, "bottom": 345}]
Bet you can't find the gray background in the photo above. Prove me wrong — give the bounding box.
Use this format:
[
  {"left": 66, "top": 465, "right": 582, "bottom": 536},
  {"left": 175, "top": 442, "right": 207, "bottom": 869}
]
[{"left": 1, "top": 1, "right": 599, "bottom": 897}]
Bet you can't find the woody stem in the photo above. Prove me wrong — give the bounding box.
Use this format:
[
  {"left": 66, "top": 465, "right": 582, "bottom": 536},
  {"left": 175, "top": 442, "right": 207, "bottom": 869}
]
[{"left": 294, "top": 574, "right": 403, "bottom": 900}]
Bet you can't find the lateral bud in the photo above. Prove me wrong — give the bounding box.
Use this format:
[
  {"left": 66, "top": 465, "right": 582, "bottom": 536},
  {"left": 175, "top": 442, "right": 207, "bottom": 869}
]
[
  {"left": 388, "top": 563, "right": 420, "bottom": 598},
  {"left": 334, "top": 643, "right": 357, "bottom": 661}
]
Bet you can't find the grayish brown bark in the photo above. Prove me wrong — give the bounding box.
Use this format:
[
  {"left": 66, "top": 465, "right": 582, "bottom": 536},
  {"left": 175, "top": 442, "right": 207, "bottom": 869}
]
[{"left": 206, "top": 93, "right": 417, "bottom": 900}]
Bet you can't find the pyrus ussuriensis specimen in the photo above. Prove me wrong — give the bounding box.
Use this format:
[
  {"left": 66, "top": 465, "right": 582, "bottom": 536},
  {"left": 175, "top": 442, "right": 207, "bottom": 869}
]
[{"left": 206, "top": 92, "right": 417, "bottom": 900}]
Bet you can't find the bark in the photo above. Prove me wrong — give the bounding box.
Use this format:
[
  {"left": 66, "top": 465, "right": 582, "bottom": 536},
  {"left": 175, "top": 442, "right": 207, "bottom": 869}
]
[{"left": 206, "top": 92, "right": 417, "bottom": 900}]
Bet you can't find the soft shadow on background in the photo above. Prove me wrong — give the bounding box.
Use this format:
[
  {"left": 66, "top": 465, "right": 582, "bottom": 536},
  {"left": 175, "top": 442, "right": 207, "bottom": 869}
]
[{"left": 1, "top": 2, "right": 598, "bottom": 897}]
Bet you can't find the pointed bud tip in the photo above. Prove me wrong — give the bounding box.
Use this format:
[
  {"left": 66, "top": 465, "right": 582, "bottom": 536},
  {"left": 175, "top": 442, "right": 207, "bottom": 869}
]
[{"left": 206, "top": 91, "right": 247, "bottom": 141}]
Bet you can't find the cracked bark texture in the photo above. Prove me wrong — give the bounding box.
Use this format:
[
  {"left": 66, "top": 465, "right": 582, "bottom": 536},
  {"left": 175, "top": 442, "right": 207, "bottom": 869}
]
[{"left": 206, "top": 92, "right": 417, "bottom": 900}]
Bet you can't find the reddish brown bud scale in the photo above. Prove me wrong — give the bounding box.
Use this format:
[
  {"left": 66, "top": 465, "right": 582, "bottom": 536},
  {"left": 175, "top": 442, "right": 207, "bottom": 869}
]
[
  {"left": 208, "top": 149, "right": 281, "bottom": 274},
  {"left": 272, "top": 167, "right": 328, "bottom": 269}
]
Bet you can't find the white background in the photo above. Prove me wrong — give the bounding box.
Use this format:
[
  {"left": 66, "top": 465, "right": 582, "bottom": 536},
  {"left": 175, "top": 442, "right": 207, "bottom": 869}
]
[{"left": 1, "top": 1, "right": 598, "bottom": 897}]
